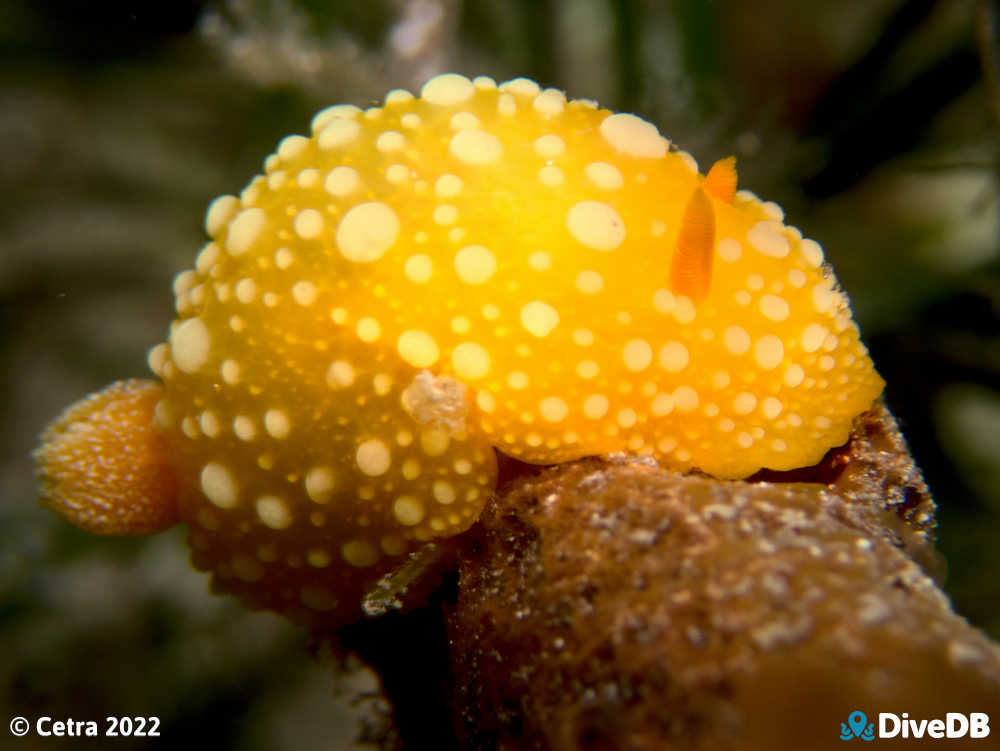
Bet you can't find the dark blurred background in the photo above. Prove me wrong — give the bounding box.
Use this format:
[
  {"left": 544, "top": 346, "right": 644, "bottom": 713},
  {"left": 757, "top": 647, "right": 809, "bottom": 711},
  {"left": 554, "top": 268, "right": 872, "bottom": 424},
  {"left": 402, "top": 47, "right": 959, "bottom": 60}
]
[{"left": 1, "top": 0, "right": 998, "bottom": 748}]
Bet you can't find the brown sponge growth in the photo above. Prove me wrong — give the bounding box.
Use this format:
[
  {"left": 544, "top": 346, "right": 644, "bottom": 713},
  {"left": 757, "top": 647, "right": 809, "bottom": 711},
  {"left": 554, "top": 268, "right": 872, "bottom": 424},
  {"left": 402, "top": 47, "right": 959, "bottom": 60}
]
[{"left": 446, "top": 404, "right": 1000, "bottom": 749}]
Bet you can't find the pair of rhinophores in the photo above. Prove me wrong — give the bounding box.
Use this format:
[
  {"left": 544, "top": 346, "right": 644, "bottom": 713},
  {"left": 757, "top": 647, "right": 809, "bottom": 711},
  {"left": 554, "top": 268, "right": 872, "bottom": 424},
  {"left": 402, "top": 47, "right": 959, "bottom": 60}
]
[{"left": 35, "top": 73, "right": 885, "bottom": 626}]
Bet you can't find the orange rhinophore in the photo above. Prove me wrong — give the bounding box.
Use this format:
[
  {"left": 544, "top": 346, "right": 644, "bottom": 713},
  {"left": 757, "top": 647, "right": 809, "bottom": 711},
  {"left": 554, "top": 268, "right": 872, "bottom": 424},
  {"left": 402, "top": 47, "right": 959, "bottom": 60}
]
[
  {"left": 703, "top": 155, "right": 738, "bottom": 204},
  {"left": 669, "top": 187, "right": 715, "bottom": 303}
]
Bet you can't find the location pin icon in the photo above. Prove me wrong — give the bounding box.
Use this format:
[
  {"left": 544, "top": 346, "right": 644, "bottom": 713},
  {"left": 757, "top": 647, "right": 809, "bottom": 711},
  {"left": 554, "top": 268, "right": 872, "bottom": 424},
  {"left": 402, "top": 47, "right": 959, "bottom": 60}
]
[{"left": 848, "top": 711, "right": 868, "bottom": 738}]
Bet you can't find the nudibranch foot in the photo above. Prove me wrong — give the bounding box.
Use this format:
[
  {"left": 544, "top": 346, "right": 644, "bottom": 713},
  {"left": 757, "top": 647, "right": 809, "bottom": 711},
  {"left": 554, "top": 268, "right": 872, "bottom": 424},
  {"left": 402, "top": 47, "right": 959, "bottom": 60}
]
[{"left": 34, "top": 379, "right": 179, "bottom": 535}]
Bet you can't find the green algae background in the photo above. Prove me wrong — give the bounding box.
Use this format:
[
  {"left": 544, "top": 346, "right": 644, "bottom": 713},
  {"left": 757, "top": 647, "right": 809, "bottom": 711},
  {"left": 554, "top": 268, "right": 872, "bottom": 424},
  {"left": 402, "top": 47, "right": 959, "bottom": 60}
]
[{"left": 1, "top": 0, "right": 998, "bottom": 748}]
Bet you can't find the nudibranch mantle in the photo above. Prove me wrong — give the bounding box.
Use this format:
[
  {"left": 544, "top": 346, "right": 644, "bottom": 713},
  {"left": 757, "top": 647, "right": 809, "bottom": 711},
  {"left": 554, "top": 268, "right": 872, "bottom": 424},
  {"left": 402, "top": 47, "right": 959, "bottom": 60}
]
[{"left": 36, "top": 73, "right": 884, "bottom": 626}]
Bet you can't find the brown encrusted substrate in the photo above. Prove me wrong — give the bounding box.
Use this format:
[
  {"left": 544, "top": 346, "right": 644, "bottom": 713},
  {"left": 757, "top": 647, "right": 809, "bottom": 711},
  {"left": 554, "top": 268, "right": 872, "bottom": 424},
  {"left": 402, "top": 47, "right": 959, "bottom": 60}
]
[
  {"left": 448, "top": 405, "right": 1000, "bottom": 749},
  {"left": 752, "top": 401, "right": 942, "bottom": 577}
]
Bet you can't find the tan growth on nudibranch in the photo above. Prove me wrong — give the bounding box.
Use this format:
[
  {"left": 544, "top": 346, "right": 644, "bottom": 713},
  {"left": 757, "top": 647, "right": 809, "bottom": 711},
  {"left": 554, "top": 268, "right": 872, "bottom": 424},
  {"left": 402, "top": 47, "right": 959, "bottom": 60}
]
[{"left": 35, "top": 73, "right": 885, "bottom": 626}]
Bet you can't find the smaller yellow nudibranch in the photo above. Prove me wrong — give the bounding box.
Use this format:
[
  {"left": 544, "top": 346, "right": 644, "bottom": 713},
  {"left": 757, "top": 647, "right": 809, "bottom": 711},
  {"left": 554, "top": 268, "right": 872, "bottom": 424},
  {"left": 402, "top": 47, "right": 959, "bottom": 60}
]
[{"left": 35, "top": 74, "right": 885, "bottom": 628}]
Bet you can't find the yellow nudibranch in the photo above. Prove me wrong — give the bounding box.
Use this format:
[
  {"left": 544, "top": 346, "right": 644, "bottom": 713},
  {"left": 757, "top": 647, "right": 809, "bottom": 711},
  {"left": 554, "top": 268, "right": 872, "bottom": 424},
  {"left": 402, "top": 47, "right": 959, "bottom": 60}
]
[{"left": 35, "top": 74, "right": 884, "bottom": 626}]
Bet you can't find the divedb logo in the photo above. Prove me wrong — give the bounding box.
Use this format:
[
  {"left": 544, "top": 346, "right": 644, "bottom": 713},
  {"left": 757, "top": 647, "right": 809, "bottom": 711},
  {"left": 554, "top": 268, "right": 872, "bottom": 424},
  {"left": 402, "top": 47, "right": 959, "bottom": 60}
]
[
  {"left": 840, "top": 711, "right": 875, "bottom": 741},
  {"left": 840, "top": 710, "right": 991, "bottom": 741}
]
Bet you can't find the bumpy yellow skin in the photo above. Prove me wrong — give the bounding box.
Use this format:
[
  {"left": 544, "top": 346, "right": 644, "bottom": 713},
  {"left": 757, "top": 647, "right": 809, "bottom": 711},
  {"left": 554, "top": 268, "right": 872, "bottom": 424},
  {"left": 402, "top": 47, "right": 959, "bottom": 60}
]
[{"left": 40, "top": 74, "right": 884, "bottom": 626}]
